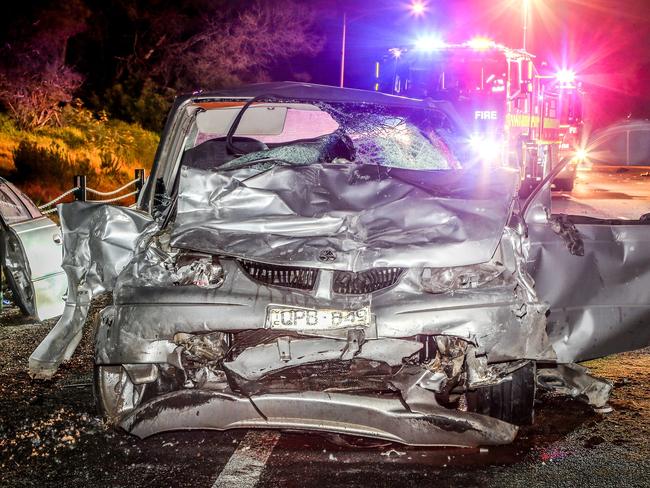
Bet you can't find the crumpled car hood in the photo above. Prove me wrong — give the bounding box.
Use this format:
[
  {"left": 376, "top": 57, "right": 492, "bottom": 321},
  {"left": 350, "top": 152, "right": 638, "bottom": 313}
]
[{"left": 171, "top": 164, "right": 517, "bottom": 270}]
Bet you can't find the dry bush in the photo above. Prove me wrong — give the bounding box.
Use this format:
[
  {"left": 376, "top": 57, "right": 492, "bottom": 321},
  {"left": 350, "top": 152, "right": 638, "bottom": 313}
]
[
  {"left": 0, "top": 0, "right": 88, "bottom": 129},
  {"left": 0, "top": 67, "right": 83, "bottom": 130},
  {"left": 121, "top": 0, "right": 323, "bottom": 91},
  {"left": 11, "top": 141, "right": 94, "bottom": 203}
]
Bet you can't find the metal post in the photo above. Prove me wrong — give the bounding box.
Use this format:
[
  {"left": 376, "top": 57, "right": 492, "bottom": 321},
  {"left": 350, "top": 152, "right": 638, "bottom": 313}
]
[
  {"left": 0, "top": 233, "right": 6, "bottom": 311},
  {"left": 522, "top": 0, "right": 529, "bottom": 51},
  {"left": 135, "top": 169, "right": 145, "bottom": 201},
  {"left": 0, "top": 257, "right": 4, "bottom": 313},
  {"left": 74, "top": 175, "right": 86, "bottom": 202},
  {"left": 340, "top": 11, "right": 347, "bottom": 88}
]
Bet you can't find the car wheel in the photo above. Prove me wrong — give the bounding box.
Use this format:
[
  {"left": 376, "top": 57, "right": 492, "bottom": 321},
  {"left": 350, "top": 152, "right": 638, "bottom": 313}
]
[
  {"left": 3, "top": 265, "right": 34, "bottom": 316},
  {"left": 94, "top": 365, "right": 147, "bottom": 423},
  {"left": 553, "top": 177, "right": 575, "bottom": 192},
  {"left": 466, "top": 362, "right": 536, "bottom": 426}
]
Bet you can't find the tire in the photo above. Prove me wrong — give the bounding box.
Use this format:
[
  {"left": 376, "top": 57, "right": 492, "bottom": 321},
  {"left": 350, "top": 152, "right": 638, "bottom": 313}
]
[
  {"left": 94, "top": 365, "right": 129, "bottom": 422},
  {"left": 3, "top": 264, "right": 34, "bottom": 316},
  {"left": 92, "top": 311, "right": 136, "bottom": 422},
  {"left": 553, "top": 177, "right": 575, "bottom": 192},
  {"left": 94, "top": 364, "right": 151, "bottom": 424},
  {"left": 93, "top": 311, "right": 179, "bottom": 424},
  {"left": 466, "top": 362, "right": 536, "bottom": 426}
]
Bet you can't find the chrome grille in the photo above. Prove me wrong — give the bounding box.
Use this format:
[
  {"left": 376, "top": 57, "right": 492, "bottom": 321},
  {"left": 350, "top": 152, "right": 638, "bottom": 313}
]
[
  {"left": 238, "top": 260, "right": 318, "bottom": 290},
  {"left": 333, "top": 267, "right": 405, "bottom": 294}
]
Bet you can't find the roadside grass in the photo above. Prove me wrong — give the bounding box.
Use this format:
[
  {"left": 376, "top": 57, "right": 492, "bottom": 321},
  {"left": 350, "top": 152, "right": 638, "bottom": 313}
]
[{"left": 0, "top": 107, "right": 159, "bottom": 206}]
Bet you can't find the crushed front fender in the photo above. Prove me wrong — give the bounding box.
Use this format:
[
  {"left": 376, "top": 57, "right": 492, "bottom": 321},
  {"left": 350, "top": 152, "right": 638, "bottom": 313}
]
[{"left": 28, "top": 202, "right": 155, "bottom": 379}]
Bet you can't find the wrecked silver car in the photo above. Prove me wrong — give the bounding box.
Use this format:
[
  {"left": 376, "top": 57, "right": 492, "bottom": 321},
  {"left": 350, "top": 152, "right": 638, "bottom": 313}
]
[{"left": 28, "top": 82, "right": 649, "bottom": 446}]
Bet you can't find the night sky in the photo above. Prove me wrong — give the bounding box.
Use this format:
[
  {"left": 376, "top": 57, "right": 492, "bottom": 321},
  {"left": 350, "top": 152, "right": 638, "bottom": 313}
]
[
  {"left": 314, "top": 0, "right": 650, "bottom": 84},
  {"left": 3, "top": 0, "right": 650, "bottom": 125},
  {"left": 312, "top": 0, "right": 650, "bottom": 123}
]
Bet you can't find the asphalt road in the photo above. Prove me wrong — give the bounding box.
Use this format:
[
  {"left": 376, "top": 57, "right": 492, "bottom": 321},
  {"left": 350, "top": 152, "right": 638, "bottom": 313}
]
[
  {"left": 552, "top": 164, "right": 650, "bottom": 220},
  {"left": 1, "top": 303, "right": 650, "bottom": 488}
]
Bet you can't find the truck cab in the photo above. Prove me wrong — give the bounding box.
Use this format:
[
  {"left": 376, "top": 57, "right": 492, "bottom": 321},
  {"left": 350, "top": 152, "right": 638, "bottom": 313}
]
[{"left": 375, "top": 39, "right": 568, "bottom": 194}]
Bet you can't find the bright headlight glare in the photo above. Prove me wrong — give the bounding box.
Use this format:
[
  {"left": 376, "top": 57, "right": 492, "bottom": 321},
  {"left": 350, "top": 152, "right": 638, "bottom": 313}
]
[
  {"left": 574, "top": 148, "right": 588, "bottom": 161},
  {"left": 468, "top": 135, "right": 502, "bottom": 163},
  {"left": 468, "top": 135, "right": 484, "bottom": 150},
  {"left": 414, "top": 35, "right": 446, "bottom": 51},
  {"left": 420, "top": 264, "right": 505, "bottom": 294}
]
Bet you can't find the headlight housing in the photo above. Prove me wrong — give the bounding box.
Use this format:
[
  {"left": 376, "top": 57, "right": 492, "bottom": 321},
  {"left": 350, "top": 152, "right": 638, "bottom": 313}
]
[
  {"left": 420, "top": 263, "right": 505, "bottom": 294},
  {"left": 173, "top": 253, "right": 224, "bottom": 288}
]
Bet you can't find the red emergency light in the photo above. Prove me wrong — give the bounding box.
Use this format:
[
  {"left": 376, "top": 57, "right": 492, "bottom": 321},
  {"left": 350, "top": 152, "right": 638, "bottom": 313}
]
[
  {"left": 556, "top": 69, "right": 576, "bottom": 86},
  {"left": 409, "top": 1, "right": 427, "bottom": 16}
]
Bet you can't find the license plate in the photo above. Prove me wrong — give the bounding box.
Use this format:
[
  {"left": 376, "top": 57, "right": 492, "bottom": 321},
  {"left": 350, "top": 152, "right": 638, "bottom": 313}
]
[{"left": 266, "top": 306, "right": 371, "bottom": 330}]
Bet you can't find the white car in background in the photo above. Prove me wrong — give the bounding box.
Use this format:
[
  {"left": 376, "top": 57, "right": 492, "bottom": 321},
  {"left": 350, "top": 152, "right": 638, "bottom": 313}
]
[{"left": 0, "top": 177, "right": 67, "bottom": 320}]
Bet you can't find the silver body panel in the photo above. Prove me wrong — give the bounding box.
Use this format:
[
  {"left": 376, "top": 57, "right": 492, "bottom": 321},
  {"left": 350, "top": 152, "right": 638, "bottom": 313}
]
[
  {"left": 527, "top": 210, "right": 650, "bottom": 362},
  {"left": 172, "top": 165, "right": 518, "bottom": 270},
  {"left": 9, "top": 217, "right": 67, "bottom": 320},
  {"left": 28, "top": 202, "right": 154, "bottom": 378}
]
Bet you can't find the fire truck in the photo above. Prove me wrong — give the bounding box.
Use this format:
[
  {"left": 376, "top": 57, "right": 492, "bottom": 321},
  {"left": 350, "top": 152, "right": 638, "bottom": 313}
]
[
  {"left": 374, "top": 38, "right": 584, "bottom": 192},
  {"left": 544, "top": 66, "right": 586, "bottom": 190}
]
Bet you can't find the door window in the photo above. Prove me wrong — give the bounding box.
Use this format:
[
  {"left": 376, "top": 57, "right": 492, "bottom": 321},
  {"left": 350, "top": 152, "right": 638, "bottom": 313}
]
[{"left": 0, "top": 184, "right": 32, "bottom": 224}]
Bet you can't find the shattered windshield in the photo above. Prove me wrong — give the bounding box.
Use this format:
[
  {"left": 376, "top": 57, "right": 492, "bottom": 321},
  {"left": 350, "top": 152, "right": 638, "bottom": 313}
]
[{"left": 184, "top": 101, "right": 466, "bottom": 173}]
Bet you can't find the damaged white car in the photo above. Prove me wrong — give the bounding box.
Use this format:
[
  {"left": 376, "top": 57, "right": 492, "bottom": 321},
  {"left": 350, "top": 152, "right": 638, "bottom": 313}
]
[
  {"left": 28, "top": 83, "right": 649, "bottom": 446},
  {"left": 0, "top": 177, "right": 66, "bottom": 321}
]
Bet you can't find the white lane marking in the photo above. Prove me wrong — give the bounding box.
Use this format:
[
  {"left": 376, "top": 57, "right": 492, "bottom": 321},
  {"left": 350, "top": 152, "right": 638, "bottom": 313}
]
[{"left": 212, "top": 430, "right": 280, "bottom": 488}]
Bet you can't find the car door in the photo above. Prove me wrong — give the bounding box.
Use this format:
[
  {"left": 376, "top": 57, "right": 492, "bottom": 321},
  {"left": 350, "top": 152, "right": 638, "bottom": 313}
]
[
  {"left": 523, "top": 161, "right": 650, "bottom": 363},
  {"left": 0, "top": 180, "right": 67, "bottom": 320}
]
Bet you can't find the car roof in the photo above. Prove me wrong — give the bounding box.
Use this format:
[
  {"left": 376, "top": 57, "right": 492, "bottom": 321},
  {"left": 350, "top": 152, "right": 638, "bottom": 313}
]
[
  {"left": 175, "top": 82, "right": 465, "bottom": 131},
  {"left": 178, "top": 81, "right": 432, "bottom": 110}
]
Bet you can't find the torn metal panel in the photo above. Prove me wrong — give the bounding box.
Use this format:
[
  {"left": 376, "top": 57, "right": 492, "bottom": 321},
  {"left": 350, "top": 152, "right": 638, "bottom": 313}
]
[
  {"left": 222, "top": 337, "right": 422, "bottom": 383},
  {"left": 537, "top": 363, "right": 613, "bottom": 408},
  {"left": 28, "top": 202, "right": 155, "bottom": 378},
  {"left": 548, "top": 214, "right": 584, "bottom": 256},
  {"left": 173, "top": 255, "right": 224, "bottom": 288},
  {"left": 171, "top": 165, "right": 518, "bottom": 271},
  {"left": 465, "top": 351, "right": 530, "bottom": 389},
  {"left": 175, "top": 331, "right": 229, "bottom": 364}
]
